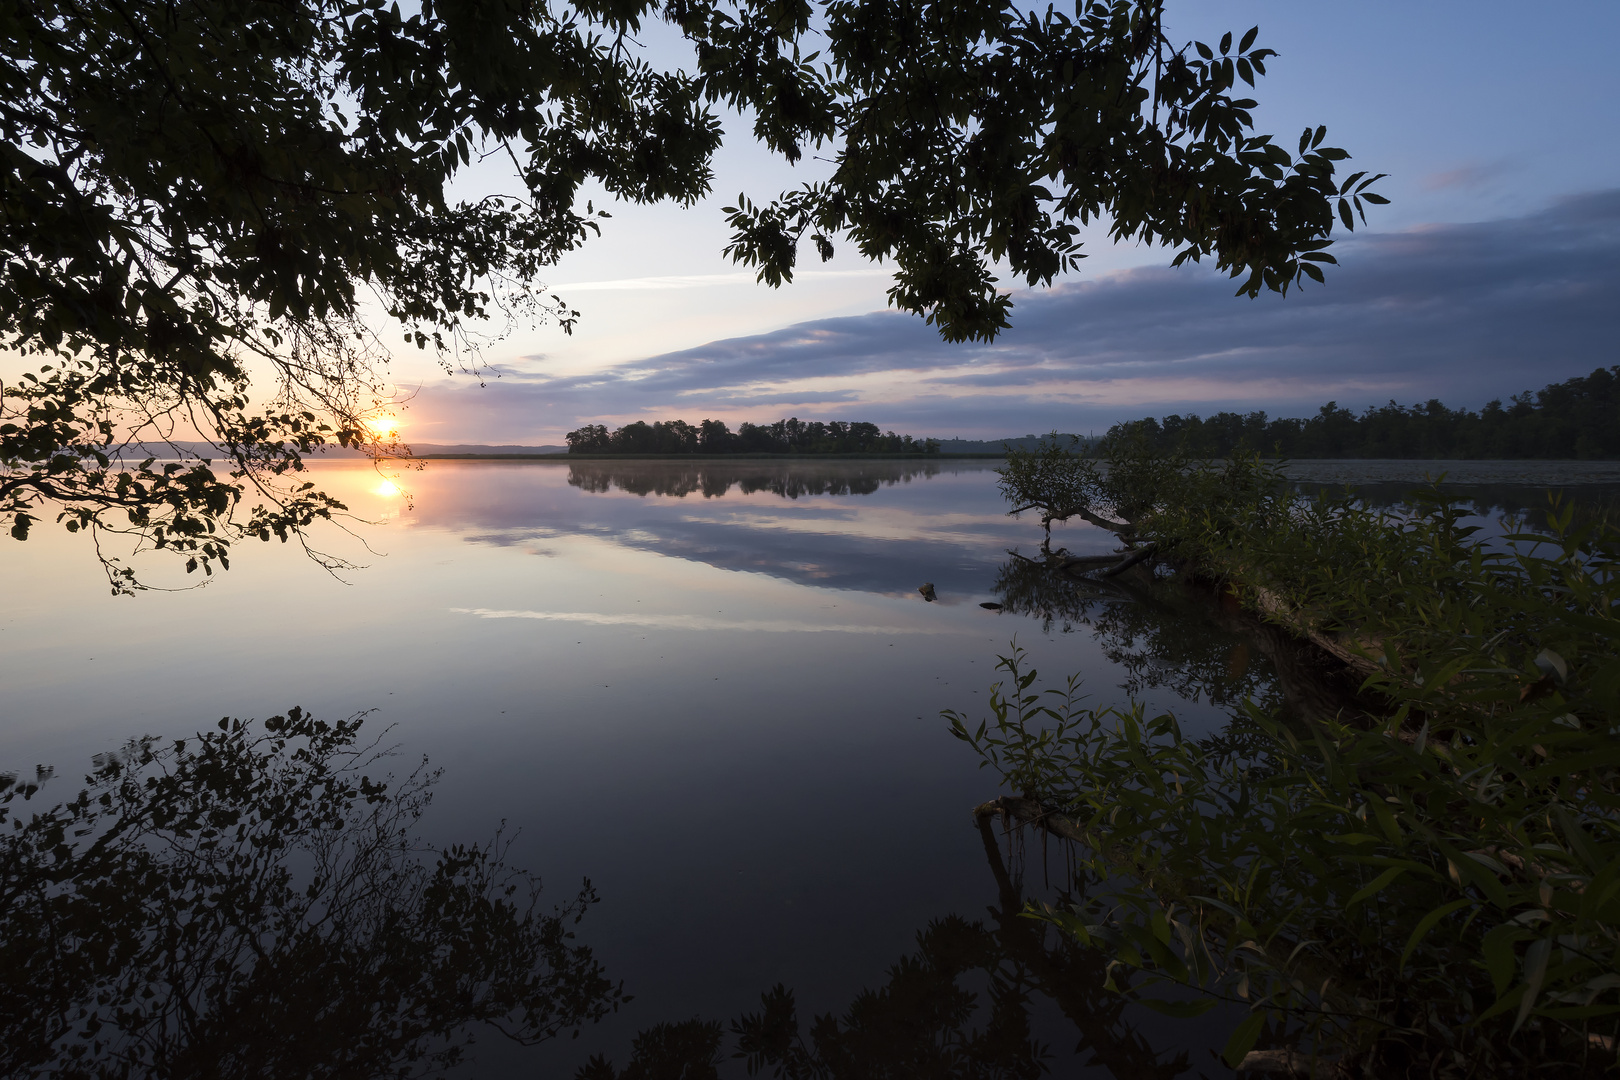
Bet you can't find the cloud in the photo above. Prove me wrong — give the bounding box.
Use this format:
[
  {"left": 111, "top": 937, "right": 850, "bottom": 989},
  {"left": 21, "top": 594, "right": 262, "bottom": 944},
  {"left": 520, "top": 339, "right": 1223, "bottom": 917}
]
[
  {"left": 416, "top": 190, "right": 1620, "bottom": 440},
  {"left": 552, "top": 268, "right": 888, "bottom": 291},
  {"left": 1421, "top": 161, "right": 1511, "bottom": 191}
]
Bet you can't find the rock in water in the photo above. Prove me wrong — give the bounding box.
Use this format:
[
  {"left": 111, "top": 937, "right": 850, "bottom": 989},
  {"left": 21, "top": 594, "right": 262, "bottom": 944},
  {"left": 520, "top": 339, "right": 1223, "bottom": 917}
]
[
  {"left": 979, "top": 601, "right": 1002, "bottom": 610},
  {"left": 918, "top": 582, "right": 937, "bottom": 602}
]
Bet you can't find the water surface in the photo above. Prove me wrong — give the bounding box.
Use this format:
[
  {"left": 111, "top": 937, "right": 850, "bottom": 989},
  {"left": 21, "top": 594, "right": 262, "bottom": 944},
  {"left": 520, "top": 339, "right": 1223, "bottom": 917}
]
[{"left": 4, "top": 458, "right": 1611, "bottom": 1075}]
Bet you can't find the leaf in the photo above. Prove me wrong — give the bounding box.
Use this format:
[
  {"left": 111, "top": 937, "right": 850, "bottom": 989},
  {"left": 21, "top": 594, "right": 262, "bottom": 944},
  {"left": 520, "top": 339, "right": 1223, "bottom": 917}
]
[
  {"left": 1400, "top": 899, "right": 1473, "bottom": 969},
  {"left": 1482, "top": 923, "right": 1523, "bottom": 995},
  {"left": 1554, "top": 806, "right": 1599, "bottom": 868},
  {"left": 1346, "top": 866, "right": 1403, "bottom": 909},
  {"left": 1223, "top": 1011, "right": 1266, "bottom": 1068},
  {"left": 1436, "top": 840, "right": 1512, "bottom": 908},
  {"left": 1514, "top": 938, "right": 1552, "bottom": 1032},
  {"left": 1239, "top": 26, "right": 1259, "bottom": 52}
]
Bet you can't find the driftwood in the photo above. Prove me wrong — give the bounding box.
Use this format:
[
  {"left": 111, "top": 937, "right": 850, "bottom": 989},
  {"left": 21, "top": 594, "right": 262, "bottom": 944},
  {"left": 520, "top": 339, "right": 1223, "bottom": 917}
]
[{"left": 973, "top": 794, "right": 1086, "bottom": 845}]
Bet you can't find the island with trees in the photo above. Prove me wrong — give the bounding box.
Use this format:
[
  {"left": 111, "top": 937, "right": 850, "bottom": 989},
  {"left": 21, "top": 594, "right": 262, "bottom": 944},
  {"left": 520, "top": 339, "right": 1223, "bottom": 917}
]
[{"left": 564, "top": 418, "right": 940, "bottom": 455}]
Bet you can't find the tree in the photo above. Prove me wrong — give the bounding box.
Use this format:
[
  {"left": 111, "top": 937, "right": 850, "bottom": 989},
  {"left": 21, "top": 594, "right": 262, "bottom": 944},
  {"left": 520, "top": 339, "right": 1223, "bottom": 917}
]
[
  {"left": 2, "top": 0, "right": 1382, "bottom": 590},
  {"left": 0, "top": 0, "right": 798, "bottom": 591},
  {"left": 723, "top": 0, "right": 1386, "bottom": 341}
]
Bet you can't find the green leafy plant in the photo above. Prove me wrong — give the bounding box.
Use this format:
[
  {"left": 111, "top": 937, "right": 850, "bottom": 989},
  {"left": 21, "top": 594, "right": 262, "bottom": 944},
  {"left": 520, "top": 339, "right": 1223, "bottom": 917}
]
[{"left": 956, "top": 452, "right": 1620, "bottom": 1076}]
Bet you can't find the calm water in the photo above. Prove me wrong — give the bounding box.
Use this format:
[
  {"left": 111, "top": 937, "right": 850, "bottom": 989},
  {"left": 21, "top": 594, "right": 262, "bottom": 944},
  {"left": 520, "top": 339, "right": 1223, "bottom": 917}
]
[{"left": 4, "top": 458, "right": 1614, "bottom": 1076}]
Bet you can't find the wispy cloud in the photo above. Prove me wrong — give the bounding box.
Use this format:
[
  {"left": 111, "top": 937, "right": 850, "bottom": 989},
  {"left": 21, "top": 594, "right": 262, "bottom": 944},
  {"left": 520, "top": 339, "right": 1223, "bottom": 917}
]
[
  {"left": 1421, "top": 160, "right": 1512, "bottom": 191},
  {"left": 553, "top": 269, "right": 888, "bottom": 292},
  {"left": 418, "top": 190, "right": 1620, "bottom": 440}
]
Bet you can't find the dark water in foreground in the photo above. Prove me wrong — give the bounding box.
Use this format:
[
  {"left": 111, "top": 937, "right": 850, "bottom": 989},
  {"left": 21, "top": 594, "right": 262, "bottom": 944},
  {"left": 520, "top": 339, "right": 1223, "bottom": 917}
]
[{"left": 4, "top": 459, "right": 1616, "bottom": 1077}]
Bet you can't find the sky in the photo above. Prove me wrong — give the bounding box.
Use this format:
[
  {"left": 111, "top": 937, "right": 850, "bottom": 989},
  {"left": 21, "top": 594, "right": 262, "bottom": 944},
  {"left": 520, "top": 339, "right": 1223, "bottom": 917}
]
[{"left": 345, "top": 2, "right": 1620, "bottom": 442}]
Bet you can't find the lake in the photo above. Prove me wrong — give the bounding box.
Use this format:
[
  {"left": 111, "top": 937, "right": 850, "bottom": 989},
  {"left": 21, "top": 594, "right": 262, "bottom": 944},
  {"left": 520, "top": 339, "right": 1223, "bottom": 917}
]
[{"left": 4, "top": 457, "right": 1615, "bottom": 1076}]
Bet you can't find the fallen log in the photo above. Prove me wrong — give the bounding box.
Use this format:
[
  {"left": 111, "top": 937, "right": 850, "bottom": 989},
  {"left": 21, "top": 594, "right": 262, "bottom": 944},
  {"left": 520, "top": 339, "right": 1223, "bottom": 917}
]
[{"left": 1242, "top": 581, "right": 1381, "bottom": 680}]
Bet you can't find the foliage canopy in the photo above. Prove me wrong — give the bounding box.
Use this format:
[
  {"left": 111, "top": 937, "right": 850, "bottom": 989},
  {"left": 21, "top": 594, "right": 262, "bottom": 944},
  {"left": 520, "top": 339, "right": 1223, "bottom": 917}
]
[{"left": 1, "top": 0, "right": 1382, "bottom": 589}]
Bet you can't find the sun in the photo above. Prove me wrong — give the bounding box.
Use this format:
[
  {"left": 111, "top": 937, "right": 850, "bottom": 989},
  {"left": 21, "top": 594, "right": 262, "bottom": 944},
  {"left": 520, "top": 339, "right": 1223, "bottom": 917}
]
[
  {"left": 373, "top": 480, "right": 401, "bottom": 497},
  {"left": 364, "top": 416, "right": 400, "bottom": 440}
]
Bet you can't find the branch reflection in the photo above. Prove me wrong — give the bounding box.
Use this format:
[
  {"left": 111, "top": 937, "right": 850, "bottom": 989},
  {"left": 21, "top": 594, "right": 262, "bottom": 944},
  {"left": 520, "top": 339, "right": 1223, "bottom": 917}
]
[
  {"left": 0, "top": 710, "right": 621, "bottom": 1079},
  {"left": 990, "top": 552, "right": 1365, "bottom": 724},
  {"left": 579, "top": 816, "right": 1195, "bottom": 1080}
]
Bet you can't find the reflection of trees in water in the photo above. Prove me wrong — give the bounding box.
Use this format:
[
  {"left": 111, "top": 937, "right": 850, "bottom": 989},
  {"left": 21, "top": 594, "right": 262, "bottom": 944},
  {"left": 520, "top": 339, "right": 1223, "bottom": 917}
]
[
  {"left": 567, "top": 461, "right": 944, "bottom": 499},
  {"left": 579, "top": 817, "right": 1193, "bottom": 1080},
  {"left": 1293, "top": 481, "right": 1620, "bottom": 526},
  {"left": 991, "top": 554, "right": 1364, "bottom": 724},
  {"left": 0, "top": 710, "right": 621, "bottom": 1079},
  {"left": 990, "top": 554, "right": 1279, "bottom": 711}
]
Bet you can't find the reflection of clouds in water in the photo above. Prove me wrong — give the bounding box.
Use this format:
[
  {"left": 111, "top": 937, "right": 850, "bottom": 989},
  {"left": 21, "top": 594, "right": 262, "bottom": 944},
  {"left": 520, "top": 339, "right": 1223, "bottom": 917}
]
[
  {"left": 452, "top": 607, "right": 962, "bottom": 635},
  {"left": 390, "top": 460, "right": 1074, "bottom": 596},
  {"left": 688, "top": 508, "right": 1035, "bottom": 548}
]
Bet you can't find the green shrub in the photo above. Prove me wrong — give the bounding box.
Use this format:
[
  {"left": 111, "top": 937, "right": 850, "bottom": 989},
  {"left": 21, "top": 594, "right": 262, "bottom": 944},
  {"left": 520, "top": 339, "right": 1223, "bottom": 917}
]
[{"left": 956, "top": 452, "right": 1620, "bottom": 1076}]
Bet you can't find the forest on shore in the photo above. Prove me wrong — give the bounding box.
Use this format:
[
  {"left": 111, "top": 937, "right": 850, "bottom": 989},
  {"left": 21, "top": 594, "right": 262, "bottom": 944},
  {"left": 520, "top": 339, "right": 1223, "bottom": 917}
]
[
  {"left": 565, "top": 367, "right": 1619, "bottom": 462},
  {"left": 1109, "top": 366, "right": 1620, "bottom": 459},
  {"left": 564, "top": 418, "right": 941, "bottom": 455}
]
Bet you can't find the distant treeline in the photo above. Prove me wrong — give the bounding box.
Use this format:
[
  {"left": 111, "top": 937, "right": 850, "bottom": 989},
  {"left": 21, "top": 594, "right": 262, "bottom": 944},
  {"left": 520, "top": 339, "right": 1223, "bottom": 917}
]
[
  {"left": 1108, "top": 366, "right": 1620, "bottom": 459},
  {"left": 935, "top": 434, "right": 1093, "bottom": 454},
  {"left": 565, "top": 418, "right": 941, "bottom": 455}
]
